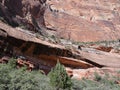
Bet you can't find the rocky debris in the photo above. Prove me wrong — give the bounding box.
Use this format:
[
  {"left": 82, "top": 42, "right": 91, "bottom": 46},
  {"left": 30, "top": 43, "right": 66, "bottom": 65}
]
[
  {"left": 17, "top": 58, "right": 35, "bottom": 71},
  {"left": 0, "top": 56, "right": 35, "bottom": 71}
]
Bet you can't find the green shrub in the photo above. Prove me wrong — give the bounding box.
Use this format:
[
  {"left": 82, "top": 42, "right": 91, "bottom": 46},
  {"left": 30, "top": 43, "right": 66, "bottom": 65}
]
[
  {"left": 72, "top": 73, "right": 120, "bottom": 90},
  {"left": 8, "top": 58, "right": 17, "bottom": 68},
  {"left": 0, "top": 58, "right": 54, "bottom": 90},
  {"left": 48, "top": 61, "right": 73, "bottom": 90},
  {"left": 9, "top": 70, "right": 54, "bottom": 90},
  {"left": 0, "top": 64, "right": 11, "bottom": 90},
  {"left": 1, "top": 58, "right": 120, "bottom": 90},
  {"left": 94, "top": 72, "right": 102, "bottom": 81}
]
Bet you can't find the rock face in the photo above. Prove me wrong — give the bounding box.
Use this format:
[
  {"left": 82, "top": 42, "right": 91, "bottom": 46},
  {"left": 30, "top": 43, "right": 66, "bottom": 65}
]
[
  {"left": 0, "top": 20, "right": 120, "bottom": 75},
  {"left": 0, "top": 0, "right": 120, "bottom": 79},
  {"left": 0, "top": 3, "right": 19, "bottom": 27},
  {"left": 0, "top": 21, "right": 93, "bottom": 72},
  {"left": 6, "top": 0, "right": 46, "bottom": 24},
  {"left": 1, "top": 0, "right": 120, "bottom": 42},
  {"left": 45, "top": 0, "right": 120, "bottom": 42},
  {"left": 0, "top": 0, "right": 47, "bottom": 34},
  {"left": 71, "top": 67, "right": 120, "bottom": 80}
]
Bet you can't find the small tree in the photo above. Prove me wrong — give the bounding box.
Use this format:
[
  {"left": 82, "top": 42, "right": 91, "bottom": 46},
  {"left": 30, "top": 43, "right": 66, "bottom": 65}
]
[
  {"left": 8, "top": 58, "right": 17, "bottom": 68},
  {"left": 48, "top": 61, "right": 72, "bottom": 90}
]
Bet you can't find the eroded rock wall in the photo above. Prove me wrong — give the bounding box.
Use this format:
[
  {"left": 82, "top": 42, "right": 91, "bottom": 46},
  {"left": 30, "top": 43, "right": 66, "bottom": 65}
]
[
  {"left": 45, "top": 0, "right": 120, "bottom": 42},
  {"left": 0, "top": 0, "right": 47, "bottom": 34},
  {"left": 1, "top": 0, "right": 120, "bottom": 42}
]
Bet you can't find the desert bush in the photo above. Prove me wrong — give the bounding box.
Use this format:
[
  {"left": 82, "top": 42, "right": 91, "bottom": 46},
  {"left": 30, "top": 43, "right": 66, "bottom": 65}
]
[
  {"left": 1, "top": 58, "right": 120, "bottom": 90},
  {"left": 9, "top": 70, "right": 54, "bottom": 90},
  {"left": 8, "top": 58, "right": 17, "bottom": 68},
  {"left": 0, "top": 64, "right": 11, "bottom": 90},
  {"left": 48, "top": 61, "right": 73, "bottom": 90},
  {"left": 94, "top": 72, "right": 102, "bottom": 81},
  {"left": 0, "top": 58, "right": 54, "bottom": 90},
  {"left": 72, "top": 73, "right": 120, "bottom": 90}
]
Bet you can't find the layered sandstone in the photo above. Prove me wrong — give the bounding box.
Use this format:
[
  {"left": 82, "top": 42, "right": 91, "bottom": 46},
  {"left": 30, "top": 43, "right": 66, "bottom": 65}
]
[
  {"left": 45, "top": 0, "right": 120, "bottom": 42},
  {"left": 0, "top": 21, "right": 120, "bottom": 75},
  {"left": 1, "top": 0, "right": 120, "bottom": 42},
  {"left": 0, "top": 0, "right": 120, "bottom": 79}
]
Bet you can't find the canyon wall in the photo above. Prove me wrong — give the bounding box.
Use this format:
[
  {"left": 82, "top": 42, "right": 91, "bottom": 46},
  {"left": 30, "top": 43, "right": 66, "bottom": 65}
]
[
  {"left": 1, "top": 0, "right": 120, "bottom": 42},
  {"left": 45, "top": 0, "right": 120, "bottom": 42}
]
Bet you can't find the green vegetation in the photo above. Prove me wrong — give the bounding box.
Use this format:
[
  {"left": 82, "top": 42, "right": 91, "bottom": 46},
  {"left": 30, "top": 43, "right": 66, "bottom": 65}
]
[
  {"left": 18, "top": 24, "right": 28, "bottom": 30},
  {"left": 0, "top": 16, "right": 7, "bottom": 24},
  {"left": 47, "top": 35, "right": 61, "bottom": 44},
  {"left": 72, "top": 40, "right": 118, "bottom": 46},
  {"left": 0, "top": 59, "right": 72, "bottom": 90},
  {"left": 0, "top": 58, "right": 120, "bottom": 90},
  {"left": 72, "top": 73, "right": 120, "bottom": 90},
  {"left": 48, "top": 61, "right": 72, "bottom": 90},
  {"left": 0, "top": 58, "right": 54, "bottom": 90}
]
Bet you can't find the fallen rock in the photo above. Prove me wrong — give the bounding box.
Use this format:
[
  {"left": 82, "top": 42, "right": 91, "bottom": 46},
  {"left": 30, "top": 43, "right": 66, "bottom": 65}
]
[{"left": 17, "top": 58, "right": 34, "bottom": 71}]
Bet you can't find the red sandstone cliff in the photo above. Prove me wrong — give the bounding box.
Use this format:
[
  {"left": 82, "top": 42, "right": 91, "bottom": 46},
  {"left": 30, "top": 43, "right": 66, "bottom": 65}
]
[
  {"left": 45, "top": 0, "right": 120, "bottom": 42},
  {"left": 1, "top": 0, "right": 120, "bottom": 42},
  {"left": 0, "top": 0, "right": 120, "bottom": 79}
]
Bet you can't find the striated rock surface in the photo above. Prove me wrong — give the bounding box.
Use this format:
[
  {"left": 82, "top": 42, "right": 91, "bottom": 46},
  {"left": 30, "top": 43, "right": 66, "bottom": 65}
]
[
  {"left": 0, "top": 0, "right": 120, "bottom": 79},
  {"left": 0, "top": 21, "right": 120, "bottom": 75},
  {"left": 1, "top": 0, "right": 120, "bottom": 42},
  {"left": 0, "top": 21, "right": 93, "bottom": 73},
  {"left": 0, "top": 0, "right": 47, "bottom": 34},
  {"left": 45, "top": 0, "right": 120, "bottom": 42}
]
